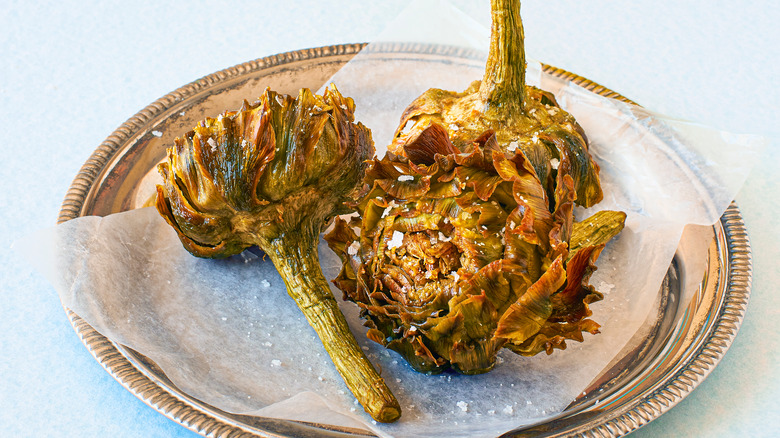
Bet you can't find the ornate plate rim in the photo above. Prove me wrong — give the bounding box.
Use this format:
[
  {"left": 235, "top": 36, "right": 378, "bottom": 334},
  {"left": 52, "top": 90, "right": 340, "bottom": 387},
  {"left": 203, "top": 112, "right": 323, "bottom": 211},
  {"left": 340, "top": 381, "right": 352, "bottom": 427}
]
[{"left": 57, "top": 43, "right": 751, "bottom": 437}]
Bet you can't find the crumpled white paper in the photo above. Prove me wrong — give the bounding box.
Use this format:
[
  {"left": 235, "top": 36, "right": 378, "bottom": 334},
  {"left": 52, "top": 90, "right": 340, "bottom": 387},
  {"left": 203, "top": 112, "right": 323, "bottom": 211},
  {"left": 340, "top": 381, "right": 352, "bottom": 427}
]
[{"left": 19, "top": 1, "right": 765, "bottom": 437}]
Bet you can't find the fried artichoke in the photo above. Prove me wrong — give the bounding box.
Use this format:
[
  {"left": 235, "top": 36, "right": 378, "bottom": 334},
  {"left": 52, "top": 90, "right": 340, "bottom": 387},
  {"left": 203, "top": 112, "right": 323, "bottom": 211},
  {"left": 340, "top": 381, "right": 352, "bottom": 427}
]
[
  {"left": 155, "top": 85, "right": 401, "bottom": 422},
  {"left": 326, "top": 126, "right": 625, "bottom": 375},
  {"left": 325, "top": 0, "right": 626, "bottom": 376}
]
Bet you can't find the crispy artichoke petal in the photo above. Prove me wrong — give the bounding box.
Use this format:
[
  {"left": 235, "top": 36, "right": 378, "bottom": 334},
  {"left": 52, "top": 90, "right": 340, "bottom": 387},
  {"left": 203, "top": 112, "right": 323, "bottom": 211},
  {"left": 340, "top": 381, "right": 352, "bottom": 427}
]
[{"left": 495, "top": 256, "right": 566, "bottom": 343}]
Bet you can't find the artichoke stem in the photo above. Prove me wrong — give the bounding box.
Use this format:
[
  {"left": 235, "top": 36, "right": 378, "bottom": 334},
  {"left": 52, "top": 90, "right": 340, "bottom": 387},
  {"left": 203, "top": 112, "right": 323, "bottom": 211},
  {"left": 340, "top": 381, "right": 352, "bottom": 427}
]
[
  {"left": 265, "top": 232, "right": 401, "bottom": 423},
  {"left": 479, "top": 0, "right": 526, "bottom": 116}
]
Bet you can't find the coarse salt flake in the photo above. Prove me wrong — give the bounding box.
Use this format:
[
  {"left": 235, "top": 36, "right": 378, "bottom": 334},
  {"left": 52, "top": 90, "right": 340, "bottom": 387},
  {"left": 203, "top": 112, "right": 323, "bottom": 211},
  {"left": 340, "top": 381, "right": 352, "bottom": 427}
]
[
  {"left": 207, "top": 137, "right": 218, "bottom": 152},
  {"left": 270, "top": 359, "right": 282, "bottom": 367},
  {"left": 457, "top": 401, "right": 469, "bottom": 412},
  {"left": 388, "top": 231, "right": 404, "bottom": 249},
  {"left": 550, "top": 158, "right": 560, "bottom": 170},
  {"left": 151, "top": 130, "right": 163, "bottom": 137},
  {"left": 503, "top": 405, "right": 514, "bottom": 415},
  {"left": 507, "top": 141, "right": 519, "bottom": 152},
  {"left": 347, "top": 241, "right": 360, "bottom": 256},
  {"left": 400, "top": 121, "right": 414, "bottom": 135},
  {"left": 397, "top": 175, "right": 414, "bottom": 182}
]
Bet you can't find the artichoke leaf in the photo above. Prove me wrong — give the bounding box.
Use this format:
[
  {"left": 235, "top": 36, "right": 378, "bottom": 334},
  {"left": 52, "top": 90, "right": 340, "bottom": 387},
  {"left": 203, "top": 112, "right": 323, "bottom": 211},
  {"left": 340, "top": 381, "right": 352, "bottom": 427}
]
[
  {"left": 569, "top": 210, "right": 628, "bottom": 258},
  {"left": 495, "top": 256, "right": 566, "bottom": 344}
]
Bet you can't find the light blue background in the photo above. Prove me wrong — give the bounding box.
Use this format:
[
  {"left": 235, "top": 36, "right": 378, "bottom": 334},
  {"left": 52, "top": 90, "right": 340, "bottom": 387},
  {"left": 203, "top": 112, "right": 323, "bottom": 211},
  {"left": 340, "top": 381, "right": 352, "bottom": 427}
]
[{"left": 2, "top": 1, "right": 778, "bottom": 436}]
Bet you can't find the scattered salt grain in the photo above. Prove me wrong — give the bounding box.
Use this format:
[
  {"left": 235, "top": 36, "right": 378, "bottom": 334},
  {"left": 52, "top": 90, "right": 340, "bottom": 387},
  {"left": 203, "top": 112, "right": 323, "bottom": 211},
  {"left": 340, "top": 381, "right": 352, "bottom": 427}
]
[
  {"left": 550, "top": 158, "right": 560, "bottom": 170},
  {"left": 503, "top": 405, "right": 514, "bottom": 415},
  {"left": 457, "top": 401, "right": 469, "bottom": 412},
  {"left": 207, "top": 137, "right": 218, "bottom": 152},
  {"left": 260, "top": 280, "right": 271, "bottom": 288},
  {"left": 599, "top": 281, "right": 615, "bottom": 293},
  {"left": 397, "top": 175, "right": 414, "bottom": 182},
  {"left": 270, "top": 359, "right": 282, "bottom": 367},
  {"left": 263, "top": 342, "right": 272, "bottom": 347},
  {"left": 221, "top": 317, "right": 227, "bottom": 321},
  {"left": 507, "top": 141, "right": 519, "bottom": 152},
  {"left": 438, "top": 231, "right": 451, "bottom": 242},
  {"left": 151, "top": 130, "right": 162, "bottom": 137}
]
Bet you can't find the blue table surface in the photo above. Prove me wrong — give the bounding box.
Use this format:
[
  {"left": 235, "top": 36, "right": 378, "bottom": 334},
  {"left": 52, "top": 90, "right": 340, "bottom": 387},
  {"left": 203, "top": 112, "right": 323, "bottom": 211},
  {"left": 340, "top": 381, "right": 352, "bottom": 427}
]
[{"left": 2, "top": 1, "right": 778, "bottom": 436}]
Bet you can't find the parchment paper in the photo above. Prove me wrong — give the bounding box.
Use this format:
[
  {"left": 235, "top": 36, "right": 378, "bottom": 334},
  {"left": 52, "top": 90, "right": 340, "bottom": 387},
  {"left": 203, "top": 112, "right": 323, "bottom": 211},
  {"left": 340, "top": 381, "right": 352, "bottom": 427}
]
[{"left": 19, "top": 1, "right": 765, "bottom": 437}]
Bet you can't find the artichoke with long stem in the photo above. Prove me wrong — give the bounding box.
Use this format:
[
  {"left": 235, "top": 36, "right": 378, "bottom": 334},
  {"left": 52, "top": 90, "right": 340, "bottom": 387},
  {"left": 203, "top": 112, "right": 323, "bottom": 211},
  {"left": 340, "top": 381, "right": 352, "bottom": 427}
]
[
  {"left": 325, "top": 0, "right": 626, "bottom": 375},
  {"left": 155, "top": 85, "right": 401, "bottom": 423}
]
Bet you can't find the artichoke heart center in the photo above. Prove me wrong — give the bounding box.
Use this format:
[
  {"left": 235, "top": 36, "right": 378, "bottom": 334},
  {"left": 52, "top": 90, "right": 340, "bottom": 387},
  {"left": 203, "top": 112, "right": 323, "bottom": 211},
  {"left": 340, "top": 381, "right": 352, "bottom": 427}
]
[{"left": 384, "top": 229, "right": 462, "bottom": 305}]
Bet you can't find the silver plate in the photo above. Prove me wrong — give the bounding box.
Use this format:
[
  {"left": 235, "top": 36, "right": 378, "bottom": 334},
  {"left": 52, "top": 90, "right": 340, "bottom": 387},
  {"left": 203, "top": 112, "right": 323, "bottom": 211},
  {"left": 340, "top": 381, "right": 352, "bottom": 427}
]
[{"left": 58, "top": 43, "right": 751, "bottom": 437}]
